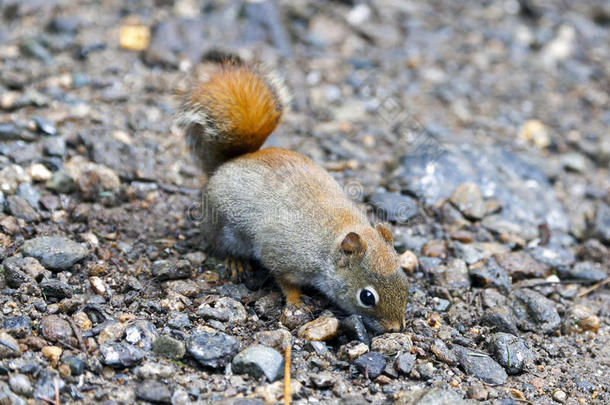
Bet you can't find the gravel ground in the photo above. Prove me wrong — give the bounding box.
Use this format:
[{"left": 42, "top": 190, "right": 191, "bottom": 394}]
[{"left": 0, "top": 0, "right": 608, "bottom": 404}]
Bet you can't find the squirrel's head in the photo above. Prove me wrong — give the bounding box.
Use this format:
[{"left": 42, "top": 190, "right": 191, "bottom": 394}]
[{"left": 332, "top": 224, "right": 409, "bottom": 334}]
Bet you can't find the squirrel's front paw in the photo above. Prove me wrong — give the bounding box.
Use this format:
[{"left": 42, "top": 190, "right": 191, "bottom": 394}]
[{"left": 280, "top": 301, "right": 313, "bottom": 330}]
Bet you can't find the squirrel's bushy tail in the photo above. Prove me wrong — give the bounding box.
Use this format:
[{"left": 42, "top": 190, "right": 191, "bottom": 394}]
[{"left": 175, "top": 62, "right": 290, "bottom": 175}]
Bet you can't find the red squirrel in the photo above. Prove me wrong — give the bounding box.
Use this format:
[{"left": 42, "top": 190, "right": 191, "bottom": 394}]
[{"left": 176, "top": 62, "right": 408, "bottom": 333}]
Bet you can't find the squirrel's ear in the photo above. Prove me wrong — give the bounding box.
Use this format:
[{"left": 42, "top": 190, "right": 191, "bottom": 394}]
[
  {"left": 376, "top": 224, "right": 394, "bottom": 245},
  {"left": 341, "top": 232, "right": 367, "bottom": 255}
]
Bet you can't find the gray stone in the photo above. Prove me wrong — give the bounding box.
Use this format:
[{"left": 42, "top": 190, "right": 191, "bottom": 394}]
[
  {"left": 197, "top": 297, "right": 247, "bottom": 324},
  {"left": 453, "top": 344, "right": 507, "bottom": 385},
  {"left": 395, "top": 353, "right": 416, "bottom": 375},
  {"left": 468, "top": 258, "right": 512, "bottom": 293},
  {"left": 40, "top": 315, "right": 75, "bottom": 344},
  {"left": 565, "top": 261, "right": 607, "bottom": 284},
  {"left": 593, "top": 202, "right": 610, "bottom": 242},
  {"left": 354, "top": 351, "right": 386, "bottom": 379},
  {"left": 416, "top": 362, "right": 436, "bottom": 379},
  {"left": 43, "top": 136, "right": 66, "bottom": 157},
  {"left": 395, "top": 143, "right": 568, "bottom": 231},
  {"left": 46, "top": 171, "right": 76, "bottom": 194},
  {"left": 449, "top": 182, "right": 486, "bottom": 220},
  {"left": 187, "top": 330, "right": 239, "bottom": 369},
  {"left": 151, "top": 259, "right": 191, "bottom": 281},
  {"left": 152, "top": 335, "right": 186, "bottom": 360},
  {"left": 40, "top": 279, "right": 73, "bottom": 299},
  {"left": 100, "top": 343, "right": 145, "bottom": 368},
  {"left": 232, "top": 344, "right": 284, "bottom": 382},
  {"left": 0, "top": 331, "right": 20, "bottom": 358},
  {"left": 16, "top": 182, "right": 40, "bottom": 208},
  {"left": 368, "top": 192, "right": 418, "bottom": 224},
  {"left": 510, "top": 289, "right": 560, "bottom": 334},
  {"left": 6, "top": 195, "right": 39, "bottom": 222},
  {"left": 3, "top": 256, "right": 36, "bottom": 288},
  {"left": 0, "top": 381, "right": 27, "bottom": 405},
  {"left": 135, "top": 379, "right": 172, "bottom": 404},
  {"left": 64, "top": 355, "right": 85, "bottom": 375},
  {"left": 488, "top": 332, "right": 533, "bottom": 374},
  {"left": 481, "top": 307, "right": 519, "bottom": 335},
  {"left": 396, "top": 388, "right": 474, "bottom": 405},
  {"left": 21, "top": 236, "right": 88, "bottom": 270},
  {"left": 30, "top": 116, "right": 57, "bottom": 135},
  {"left": 33, "top": 372, "right": 65, "bottom": 402},
  {"left": 339, "top": 314, "right": 370, "bottom": 346},
  {"left": 2, "top": 315, "right": 32, "bottom": 338},
  {"left": 304, "top": 341, "right": 328, "bottom": 356},
  {"left": 8, "top": 374, "right": 32, "bottom": 396}
]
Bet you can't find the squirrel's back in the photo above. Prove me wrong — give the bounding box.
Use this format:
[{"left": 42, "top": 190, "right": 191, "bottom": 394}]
[{"left": 176, "top": 62, "right": 290, "bottom": 174}]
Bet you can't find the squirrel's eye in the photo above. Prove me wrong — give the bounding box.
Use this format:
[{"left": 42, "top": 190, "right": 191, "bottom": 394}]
[{"left": 357, "top": 287, "right": 378, "bottom": 308}]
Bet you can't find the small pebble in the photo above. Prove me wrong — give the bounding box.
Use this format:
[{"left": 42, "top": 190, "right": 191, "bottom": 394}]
[
  {"left": 354, "top": 351, "right": 386, "bottom": 379},
  {"left": 187, "top": 330, "right": 239, "bottom": 369},
  {"left": 41, "top": 346, "right": 63, "bottom": 368},
  {"left": 297, "top": 315, "right": 339, "bottom": 341},
  {"left": 232, "top": 344, "right": 284, "bottom": 382}
]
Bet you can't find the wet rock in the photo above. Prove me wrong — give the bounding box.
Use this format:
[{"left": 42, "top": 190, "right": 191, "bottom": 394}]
[
  {"left": 0, "top": 164, "right": 29, "bottom": 194},
  {"left": 33, "top": 372, "right": 65, "bottom": 403},
  {"left": 152, "top": 259, "right": 191, "bottom": 281},
  {"left": 510, "top": 289, "right": 560, "bottom": 334},
  {"left": 40, "top": 279, "right": 73, "bottom": 299},
  {"left": 232, "top": 344, "right": 284, "bottom": 382},
  {"left": 2, "top": 315, "right": 32, "bottom": 338},
  {"left": 187, "top": 330, "right": 239, "bottom": 369},
  {"left": 46, "top": 171, "right": 76, "bottom": 194},
  {"left": 395, "top": 353, "right": 416, "bottom": 375},
  {"left": 368, "top": 192, "right": 418, "bottom": 223},
  {"left": 297, "top": 315, "right": 339, "bottom": 341},
  {"left": 565, "top": 261, "right": 607, "bottom": 284},
  {"left": 100, "top": 343, "right": 145, "bottom": 368},
  {"left": 340, "top": 314, "right": 370, "bottom": 345},
  {"left": 152, "top": 335, "right": 186, "bottom": 360},
  {"left": 30, "top": 116, "right": 57, "bottom": 136},
  {"left": 43, "top": 136, "right": 66, "bottom": 157},
  {"left": 6, "top": 195, "right": 39, "bottom": 222},
  {"left": 370, "top": 333, "right": 412, "bottom": 355},
  {"left": 396, "top": 388, "right": 473, "bottom": 405},
  {"left": 468, "top": 258, "right": 512, "bottom": 293},
  {"left": 354, "top": 351, "right": 386, "bottom": 379},
  {"left": 8, "top": 374, "right": 31, "bottom": 396},
  {"left": 593, "top": 202, "right": 610, "bottom": 242},
  {"left": 453, "top": 344, "right": 507, "bottom": 385},
  {"left": 0, "top": 331, "right": 20, "bottom": 358},
  {"left": 481, "top": 307, "right": 519, "bottom": 335},
  {"left": 450, "top": 182, "right": 486, "bottom": 220},
  {"left": 21, "top": 236, "right": 88, "bottom": 270},
  {"left": 395, "top": 143, "right": 568, "bottom": 231},
  {"left": 494, "top": 252, "right": 550, "bottom": 280},
  {"left": 197, "top": 297, "right": 247, "bottom": 324},
  {"left": 40, "top": 315, "right": 74, "bottom": 344},
  {"left": 488, "top": 333, "right": 533, "bottom": 374},
  {"left": 136, "top": 379, "right": 172, "bottom": 404},
  {"left": 562, "top": 305, "right": 601, "bottom": 334}
]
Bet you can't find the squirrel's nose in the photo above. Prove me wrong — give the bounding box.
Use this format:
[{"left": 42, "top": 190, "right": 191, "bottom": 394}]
[{"left": 383, "top": 320, "right": 403, "bottom": 333}]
